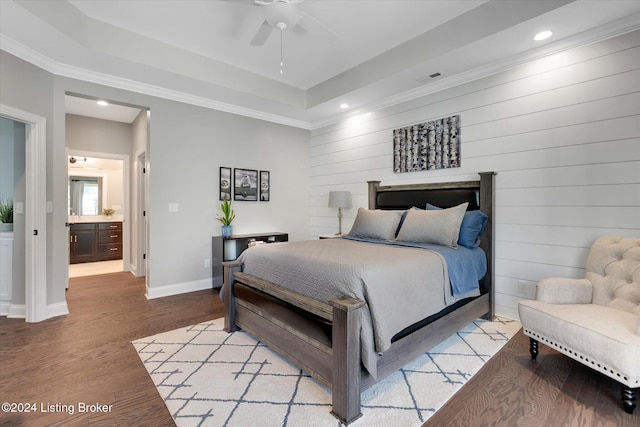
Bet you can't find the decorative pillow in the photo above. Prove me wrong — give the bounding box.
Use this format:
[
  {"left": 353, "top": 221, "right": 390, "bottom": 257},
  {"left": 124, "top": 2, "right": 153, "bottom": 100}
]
[
  {"left": 347, "top": 208, "right": 404, "bottom": 240},
  {"left": 426, "top": 203, "right": 488, "bottom": 248},
  {"left": 396, "top": 202, "right": 469, "bottom": 248}
]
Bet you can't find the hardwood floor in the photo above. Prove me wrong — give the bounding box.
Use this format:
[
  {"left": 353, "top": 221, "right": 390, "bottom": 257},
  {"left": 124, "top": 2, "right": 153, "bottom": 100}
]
[
  {"left": 0, "top": 272, "right": 221, "bottom": 427},
  {"left": 426, "top": 329, "right": 639, "bottom": 427},
  {"left": 1, "top": 275, "right": 637, "bottom": 426}
]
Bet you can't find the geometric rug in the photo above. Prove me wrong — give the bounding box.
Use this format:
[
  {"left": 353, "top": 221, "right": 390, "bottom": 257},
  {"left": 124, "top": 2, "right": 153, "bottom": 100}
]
[{"left": 133, "top": 317, "right": 520, "bottom": 427}]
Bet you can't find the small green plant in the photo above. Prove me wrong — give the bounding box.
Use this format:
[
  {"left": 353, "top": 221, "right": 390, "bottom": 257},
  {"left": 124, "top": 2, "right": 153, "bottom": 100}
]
[
  {"left": 0, "top": 199, "right": 13, "bottom": 224},
  {"left": 103, "top": 208, "right": 115, "bottom": 217},
  {"left": 216, "top": 198, "right": 235, "bottom": 226}
]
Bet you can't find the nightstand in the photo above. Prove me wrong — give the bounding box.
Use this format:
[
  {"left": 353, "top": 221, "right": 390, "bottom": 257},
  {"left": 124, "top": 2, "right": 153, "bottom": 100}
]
[{"left": 212, "top": 232, "right": 288, "bottom": 288}]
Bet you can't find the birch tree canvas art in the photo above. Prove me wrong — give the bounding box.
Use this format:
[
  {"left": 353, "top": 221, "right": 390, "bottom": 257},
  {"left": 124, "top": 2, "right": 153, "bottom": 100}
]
[{"left": 393, "top": 115, "right": 460, "bottom": 173}]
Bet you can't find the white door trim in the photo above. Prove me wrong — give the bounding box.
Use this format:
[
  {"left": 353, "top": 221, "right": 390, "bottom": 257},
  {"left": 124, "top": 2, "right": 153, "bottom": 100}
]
[
  {"left": 134, "top": 148, "right": 147, "bottom": 278},
  {"left": 0, "top": 104, "right": 47, "bottom": 322}
]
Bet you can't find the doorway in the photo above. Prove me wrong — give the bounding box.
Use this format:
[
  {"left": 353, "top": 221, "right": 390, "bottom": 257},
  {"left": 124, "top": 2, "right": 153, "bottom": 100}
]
[
  {"left": 0, "top": 104, "right": 48, "bottom": 322},
  {"left": 67, "top": 153, "right": 127, "bottom": 278},
  {"left": 64, "top": 93, "right": 148, "bottom": 284}
]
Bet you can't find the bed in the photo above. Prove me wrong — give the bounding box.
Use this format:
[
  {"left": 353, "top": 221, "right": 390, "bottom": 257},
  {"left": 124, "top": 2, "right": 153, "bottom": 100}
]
[{"left": 222, "top": 172, "right": 496, "bottom": 424}]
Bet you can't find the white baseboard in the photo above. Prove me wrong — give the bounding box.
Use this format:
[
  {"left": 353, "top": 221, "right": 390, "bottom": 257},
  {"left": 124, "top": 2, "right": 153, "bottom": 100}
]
[
  {"left": 7, "top": 304, "right": 26, "bottom": 318},
  {"left": 47, "top": 301, "right": 69, "bottom": 319},
  {"left": 4, "top": 302, "right": 69, "bottom": 321},
  {"left": 0, "top": 301, "right": 11, "bottom": 316},
  {"left": 146, "top": 278, "right": 211, "bottom": 299}
]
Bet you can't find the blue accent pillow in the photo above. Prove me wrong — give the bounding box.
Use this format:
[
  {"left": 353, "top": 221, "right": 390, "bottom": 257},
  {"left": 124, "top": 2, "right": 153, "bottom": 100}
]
[{"left": 426, "top": 203, "right": 488, "bottom": 248}]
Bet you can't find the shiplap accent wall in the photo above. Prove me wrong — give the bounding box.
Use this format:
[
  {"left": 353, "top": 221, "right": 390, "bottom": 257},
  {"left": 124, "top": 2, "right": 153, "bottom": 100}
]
[{"left": 310, "top": 30, "right": 640, "bottom": 320}]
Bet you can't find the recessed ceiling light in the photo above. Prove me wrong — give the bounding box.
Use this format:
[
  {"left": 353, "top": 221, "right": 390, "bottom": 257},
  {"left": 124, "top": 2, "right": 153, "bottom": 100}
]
[
  {"left": 96, "top": 100, "right": 109, "bottom": 106},
  {"left": 534, "top": 30, "right": 552, "bottom": 41},
  {"left": 340, "top": 103, "right": 349, "bottom": 109}
]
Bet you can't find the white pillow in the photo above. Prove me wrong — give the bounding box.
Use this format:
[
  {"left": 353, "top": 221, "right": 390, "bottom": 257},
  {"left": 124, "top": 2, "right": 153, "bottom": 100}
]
[
  {"left": 396, "top": 203, "right": 469, "bottom": 248},
  {"left": 347, "top": 208, "right": 403, "bottom": 240}
]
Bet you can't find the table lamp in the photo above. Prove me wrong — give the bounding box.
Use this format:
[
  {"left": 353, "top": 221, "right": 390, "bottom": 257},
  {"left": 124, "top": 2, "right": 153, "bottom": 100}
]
[{"left": 328, "top": 191, "right": 352, "bottom": 235}]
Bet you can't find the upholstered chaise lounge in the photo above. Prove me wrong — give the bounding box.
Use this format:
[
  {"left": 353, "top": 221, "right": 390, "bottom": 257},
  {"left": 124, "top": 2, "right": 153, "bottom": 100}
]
[{"left": 518, "top": 236, "right": 640, "bottom": 414}]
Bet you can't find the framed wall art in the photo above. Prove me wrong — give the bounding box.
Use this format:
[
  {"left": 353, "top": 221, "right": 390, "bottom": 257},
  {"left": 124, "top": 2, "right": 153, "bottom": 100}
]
[
  {"left": 393, "top": 115, "right": 461, "bottom": 173},
  {"left": 234, "top": 168, "right": 258, "bottom": 201},
  {"left": 259, "top": 171, "right": 270, "bottom": 201},
  {"left": 219, "top": 167, "right": 232, "bottom": 201}
]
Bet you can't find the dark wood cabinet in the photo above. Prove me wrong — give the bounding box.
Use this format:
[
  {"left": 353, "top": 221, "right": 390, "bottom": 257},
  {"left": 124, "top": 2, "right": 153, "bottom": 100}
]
[
  {"left": 70, "top": 223, "right": 97, "bottom": 263},
  {"left": 212, "top": 232, "right": 288, "bottom": 288},
  {"left": 70, "top": 222, "right": 123, "bottom": 264},
  {"left": 98, "top": 222, "right": 123, "bottom": 261}
]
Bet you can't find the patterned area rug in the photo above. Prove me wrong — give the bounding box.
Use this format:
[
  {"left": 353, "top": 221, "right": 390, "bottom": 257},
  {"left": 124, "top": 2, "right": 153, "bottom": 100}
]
[{"left": 133, "top": 317, "right": 520, "bottom": 427}]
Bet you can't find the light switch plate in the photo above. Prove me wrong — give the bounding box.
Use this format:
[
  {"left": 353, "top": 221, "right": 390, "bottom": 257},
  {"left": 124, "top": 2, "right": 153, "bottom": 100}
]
[
  {"left": 15, "top": 202, "right": 24, "bottom": 214},
  {"left": 168, "top": 203, "right": 179, "bottom": 213}
]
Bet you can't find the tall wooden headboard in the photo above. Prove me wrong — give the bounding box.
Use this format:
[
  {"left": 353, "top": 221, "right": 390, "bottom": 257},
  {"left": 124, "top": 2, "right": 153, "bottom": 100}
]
[{"left": 367, "top": 172, "right": 496, "bottom": 316}]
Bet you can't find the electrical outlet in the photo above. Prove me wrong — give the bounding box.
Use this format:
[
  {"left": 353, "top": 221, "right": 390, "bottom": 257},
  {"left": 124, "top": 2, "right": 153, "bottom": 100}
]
[
  {"left": 517, "top": 280, "right": 533, "bottom": 295},
  {"left": 204, "top": 258, "right": 211, "bottom": 268}
]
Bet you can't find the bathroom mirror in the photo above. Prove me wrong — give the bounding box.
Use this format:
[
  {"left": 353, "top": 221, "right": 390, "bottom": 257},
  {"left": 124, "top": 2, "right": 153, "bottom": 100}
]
[{"left": 69, "top": 176, "right": 103, "bottom": 215}]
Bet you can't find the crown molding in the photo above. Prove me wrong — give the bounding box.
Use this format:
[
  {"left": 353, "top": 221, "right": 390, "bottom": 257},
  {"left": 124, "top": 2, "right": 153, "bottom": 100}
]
[
  {"left": 3, "top": 12, "right": 639, "bottom": 132},
  {"left": 0, "top": 35, "right": 312, "bottom": 130}
]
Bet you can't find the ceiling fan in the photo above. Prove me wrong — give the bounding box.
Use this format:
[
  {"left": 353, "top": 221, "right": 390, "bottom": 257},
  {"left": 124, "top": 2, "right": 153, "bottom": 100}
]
[{"left": 249, "top": 0, "right": 333, "bottom": 46}]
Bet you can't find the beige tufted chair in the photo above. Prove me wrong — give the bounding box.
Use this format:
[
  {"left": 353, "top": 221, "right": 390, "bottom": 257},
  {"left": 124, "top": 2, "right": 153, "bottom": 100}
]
[{"left": 519, "top": 236, "right": 640, "bottom": 414}]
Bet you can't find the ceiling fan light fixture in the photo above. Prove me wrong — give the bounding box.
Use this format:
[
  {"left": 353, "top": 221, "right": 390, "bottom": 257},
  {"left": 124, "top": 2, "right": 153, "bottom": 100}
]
[{"left": 264, "top": 2, "right": 300, "bottom": 30}]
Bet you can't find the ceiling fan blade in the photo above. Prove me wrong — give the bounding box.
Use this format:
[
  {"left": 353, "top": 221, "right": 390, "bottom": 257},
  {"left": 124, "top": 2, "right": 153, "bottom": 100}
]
[
  {"left": 250, "top": 20, "right": 274, "bottom": 46},
  {"left": 298, "top": 10, "right": 336, "bottom": 40}
]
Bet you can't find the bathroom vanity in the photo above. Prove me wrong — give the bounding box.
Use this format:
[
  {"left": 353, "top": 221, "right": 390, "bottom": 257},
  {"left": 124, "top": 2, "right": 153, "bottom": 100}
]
[{"left": 69, "top": 220, "right": 122, "bottom": 264}]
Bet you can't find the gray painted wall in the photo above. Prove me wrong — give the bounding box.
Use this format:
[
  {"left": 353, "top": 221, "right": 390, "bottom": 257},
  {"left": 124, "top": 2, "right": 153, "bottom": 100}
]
[
  {"left": 0, "top": 52, "right": 56, "bottom": 307},
  {"left": 66, "top": 113, "right": 132, "bottom": 155},
  {"left": 1, "top": 50, "right": 310, "bottom": 316}
]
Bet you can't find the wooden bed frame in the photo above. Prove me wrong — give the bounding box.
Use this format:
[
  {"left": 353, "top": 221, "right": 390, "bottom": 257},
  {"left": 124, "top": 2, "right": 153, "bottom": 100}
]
[{"left": 222, "top": 172, "right": 496, "bottom": 424}]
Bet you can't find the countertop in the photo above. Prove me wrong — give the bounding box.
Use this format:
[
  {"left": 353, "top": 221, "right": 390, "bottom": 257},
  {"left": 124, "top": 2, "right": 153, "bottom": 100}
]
[{"left": 68, "top": 215, "right": 123, "bottom": 224}]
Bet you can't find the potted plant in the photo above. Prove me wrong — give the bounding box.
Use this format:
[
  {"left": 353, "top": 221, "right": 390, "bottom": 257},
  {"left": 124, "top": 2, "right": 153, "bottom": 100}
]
[
  {"left": 103, "top": 208, "right": 115, "bottom": 218},
  {"left": 0, "top": 199, "right": 13, "bottom": 232},
  {"left": 217, "top": 198, "right": 236, "bottom": 237}
]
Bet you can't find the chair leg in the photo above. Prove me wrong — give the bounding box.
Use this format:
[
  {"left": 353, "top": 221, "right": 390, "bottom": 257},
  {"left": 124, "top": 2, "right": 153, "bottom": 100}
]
[
  {"left": 622, "top": 385, "right": 637, "bottom": 414},
  {"left": 529, "top": 337, "right": 538, "bottom": 360}
]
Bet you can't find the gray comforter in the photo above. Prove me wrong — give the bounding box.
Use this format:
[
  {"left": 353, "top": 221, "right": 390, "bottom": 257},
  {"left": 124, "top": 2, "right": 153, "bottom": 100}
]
[{"left": 236, "top": 238, "right": 459, "bottom": 378}]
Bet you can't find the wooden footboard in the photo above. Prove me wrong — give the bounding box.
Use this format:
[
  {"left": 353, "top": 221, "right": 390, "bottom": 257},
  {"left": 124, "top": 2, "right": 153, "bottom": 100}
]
[
  {"left": 223, "top": 260, "right": 365, "bottom": 424},
  {"left": 223, "top": 261, "right": 492, "bottom": 424}
]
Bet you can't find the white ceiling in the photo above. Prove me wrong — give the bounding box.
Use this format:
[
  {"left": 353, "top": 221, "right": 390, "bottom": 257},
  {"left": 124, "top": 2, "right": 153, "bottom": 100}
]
[
  {"left": 65, "top": 95, "right": 143, "bottom": 123},
  {"left": 68, "top": 156, "right": 123, "bottom": 172},
  {"left": 2, "top": 0, "right": 640, "bottom": 129}
]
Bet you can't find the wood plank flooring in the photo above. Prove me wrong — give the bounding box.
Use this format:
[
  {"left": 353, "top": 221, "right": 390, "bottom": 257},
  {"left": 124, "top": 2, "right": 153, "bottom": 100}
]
[
  {"left": 426, "top": 328, "right": 639, "bottom": 427},
  {"left": 1, "top": 273, "right": 637, "bottom": 426},
  {"left": 0, "top": 272, "right": 221, "bottom": 427}
]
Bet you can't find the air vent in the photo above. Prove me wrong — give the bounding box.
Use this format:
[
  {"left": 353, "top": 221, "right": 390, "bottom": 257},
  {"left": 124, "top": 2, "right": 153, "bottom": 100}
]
[{"left": 417, "top": 72, "right": 443, "bottom": 82}]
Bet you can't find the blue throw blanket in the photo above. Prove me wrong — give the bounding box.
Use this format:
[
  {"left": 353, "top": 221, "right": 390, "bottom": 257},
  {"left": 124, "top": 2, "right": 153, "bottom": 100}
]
[{"left": 343, "top": 236, "right": 487, "bottom": 296}]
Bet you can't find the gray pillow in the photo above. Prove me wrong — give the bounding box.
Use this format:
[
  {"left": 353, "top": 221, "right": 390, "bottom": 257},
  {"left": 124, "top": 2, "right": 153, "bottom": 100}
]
[
  {"left": 396, "top": 202, "right": 469, "bottom": 248},
  {"left": 347, "top": 208, "right": 403, "bottom": 240}
]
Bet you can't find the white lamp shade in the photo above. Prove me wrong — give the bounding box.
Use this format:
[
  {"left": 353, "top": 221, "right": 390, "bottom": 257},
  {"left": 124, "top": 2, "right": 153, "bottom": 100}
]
[{"left": 328, "top": 191, "right": 352, "bottom": 208}]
